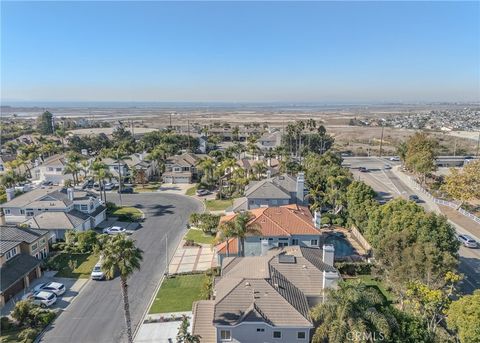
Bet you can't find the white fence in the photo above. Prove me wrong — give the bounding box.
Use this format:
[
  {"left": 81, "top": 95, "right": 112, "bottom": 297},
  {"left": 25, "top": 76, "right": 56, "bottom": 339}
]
[{"left": 407, "top": 176, "right": 480, "bottom": 225}]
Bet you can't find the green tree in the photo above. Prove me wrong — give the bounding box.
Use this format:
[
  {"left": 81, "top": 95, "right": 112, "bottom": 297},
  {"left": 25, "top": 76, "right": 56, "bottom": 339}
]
[
  {"left": 446, "top": 290, "right": 480, "bottom": 343},
  {"left": 228, "top": 211, "right": 261, "bottom": 257},
  {"left": 36, "top": 110, "right": 54, "bottom": 135},
  {"left": 442, "top": 160, "right": 480, "bottom": 209},
  {"left": 18, "top": 328, "right": 39, "bottom": 343},
  {"left": 176, "top": 315, "right": 201, "bottom": 343},
  {"left": 310, "top": 281, "right": 397, "bottom": 343},
  {"left": 11, "top": 300, "right": 35, "bottom": 326},
  {"left": 101, "top": 235, "right": 143, "bottom": 343},
  {"left": 346, "top": 180, "right": 378, "bottom": 231},
  {"left": 404, "top": 133, "right": 437, "bottom": 184},
  {"left": 196, "top": 157, "right": 216, "bottom": 186}
]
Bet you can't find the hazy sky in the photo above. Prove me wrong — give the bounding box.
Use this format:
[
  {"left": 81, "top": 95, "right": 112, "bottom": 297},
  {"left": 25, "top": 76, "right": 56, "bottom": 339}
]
[{"left": 1, "top": 1, "right": 479, "bottom": 103}]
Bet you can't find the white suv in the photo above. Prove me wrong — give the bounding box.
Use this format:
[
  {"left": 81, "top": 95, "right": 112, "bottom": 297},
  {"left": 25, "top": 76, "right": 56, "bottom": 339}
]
[
  {"left": 458, "top": 234, "right": 478, "bottom": 248},
  {"left": 23, "top": 291, "right": 57, "bottom": 307}
]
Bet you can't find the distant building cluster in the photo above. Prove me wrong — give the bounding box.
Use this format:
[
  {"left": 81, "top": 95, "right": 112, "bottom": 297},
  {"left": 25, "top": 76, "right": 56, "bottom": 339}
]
[{"left": 350, "top": 107, "right": 480, "bottom": 131}]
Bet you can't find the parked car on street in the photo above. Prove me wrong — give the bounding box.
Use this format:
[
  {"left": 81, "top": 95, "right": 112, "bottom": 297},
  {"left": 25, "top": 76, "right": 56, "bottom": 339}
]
[
  {"left": 91, "top": 263, "right": 105, "bottom": 280},
  {"left": 103, "top": 226, "right": 126, "bottom": 235},
  {"left": 23, "top": 291, "right": 57, "bottom": 307},
  {"left": 383, "top": 164, "right": 392, "bottom": 170},
  {"left": 458, "top": 234, "right": 478, "bottom": 248},
  {"left": 196, "top": 189, "right": 210, "bottom": 196},
  {"left": 359, "top": 167, "right": 369, "bottom": 172},
  {"left": 118, "top": 187, "right": 133, "bottom": 194},
  {"left": 408, "top": 194, "right": 420, "bottom": 203},
  {"left": 103, "top": 182, "right": 116, "bottom": 191},
  {"left": 389, "top": 156, "right": 400, "bottom": 161},
  {"left": 34, "top": 282, "right": 66, "bottom": 296}
]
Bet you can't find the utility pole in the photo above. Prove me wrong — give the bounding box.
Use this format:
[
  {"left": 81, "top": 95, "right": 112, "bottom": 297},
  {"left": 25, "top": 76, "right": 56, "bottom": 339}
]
[
  {"left": 187, "top": 120, "right": 191, "bottom": 150},
  {"left": 476, "top": 132, "right": 480, "bottom": 158},
  {"left": 169, "top": 112, "right": 173, "bottom": 128},
  {"left": 379, "top": 125, "right": 384, "bottom": 158},
  {"left": 165, "top": 234, "right": 168, "bottom": 276},
  {"left": 453, "top": 138, "right": 457, "bottom": 157}
]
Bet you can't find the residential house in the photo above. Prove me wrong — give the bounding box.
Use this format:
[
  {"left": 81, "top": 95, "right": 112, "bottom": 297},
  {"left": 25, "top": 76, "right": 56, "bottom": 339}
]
[
  {"left": 192, "top": 245, "right": 340, "bottom": 343},
  {"left": 162, "top": 153, "right": 202, "bottom": 184},
  {"left": 31, "top": 153, "right": 72, "bottom": 185},
  {"left": 236, "top": 157, "right": 281, "bottom": 179},
  {"left": 216, "top": 205, "right": 321, "bottom": 263},
  {"left": 1, "top": 186, "right": 106, "bottom": 240},
  {"left": 256, "top": 130, "right": 282, "bottom": 151},
  {"left": 102, "top": 152, "right": 157, "bottom": 182},
  {"left": 0, "top": 226, "right": 49, "bottom": 307},
  {"left": 229, "top": 173, "right": 306, "bottom": 212}
]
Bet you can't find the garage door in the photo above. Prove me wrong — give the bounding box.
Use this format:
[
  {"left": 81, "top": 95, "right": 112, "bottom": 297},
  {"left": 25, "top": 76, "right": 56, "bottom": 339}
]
[
  {"left": 163, "top": 176, "right": 173, "bottom": 183},
  {"left": 28, "top": 268, "right": 39, "bottom": 283},
  {"left": 174, "top": 177, "right": 190, "bottom": 184},
  {"left": 4, "top": 278, "right": 25, "bottom": 303}
]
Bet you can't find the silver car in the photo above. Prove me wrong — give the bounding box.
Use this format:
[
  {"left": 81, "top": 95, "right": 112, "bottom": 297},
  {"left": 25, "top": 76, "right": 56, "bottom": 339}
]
[{"left": 458, "top": 234, "right": 478, "bottom": 248}]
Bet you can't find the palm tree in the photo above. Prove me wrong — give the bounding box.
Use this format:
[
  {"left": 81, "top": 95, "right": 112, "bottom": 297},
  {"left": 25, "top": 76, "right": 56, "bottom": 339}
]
[
  {"left": 63, "top": 161, "right": 81, "bottom": 185},
  {"left": 147, "top": 145, "right": 167, "bottom": 178},
  {"left": 90, "top": 160, "right": 110, "bottom": 202},
  {"left": 252, "top": 161, "right": 267, "bottom": 180},
  {"left": 196, "top": 157, "right": 215, "bottom": 185},
  {"left": 310, "top": 281, "right": 396, "bottom": 343},
  {"left": 0, "top": 170, "right": 18, "bottom": 189},
  {"left": 229, "top": 211, "right": 261, "bottom": 257},
  {"left": 103, "top": 148, "right": 131, "bottom": 204},
  {"left": 55, "top": 128, "right": 68, "bottom": 151},
  {"left": 216, "top": 221, "right": 235, "bottom": 257},
  {"left": 101, "top": 235, "right": 143, "bottom": 343}
]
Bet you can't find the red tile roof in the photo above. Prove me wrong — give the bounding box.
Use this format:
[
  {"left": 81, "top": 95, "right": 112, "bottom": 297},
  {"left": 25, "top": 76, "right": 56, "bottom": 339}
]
[{"left": 219, "top": 205, "right": 319, "bottom": 239}]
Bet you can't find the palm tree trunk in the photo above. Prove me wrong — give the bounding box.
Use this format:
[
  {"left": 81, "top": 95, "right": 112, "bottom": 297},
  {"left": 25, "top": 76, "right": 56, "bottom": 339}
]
[
  {"left": 120, "top": 277, "right": 134, "bottom": 343},
  {"left": 241, "top": 238, "right": 245, "bottom": 257},
  {"left": 226, "top": 238, "right": 230, "bottom": 257}
]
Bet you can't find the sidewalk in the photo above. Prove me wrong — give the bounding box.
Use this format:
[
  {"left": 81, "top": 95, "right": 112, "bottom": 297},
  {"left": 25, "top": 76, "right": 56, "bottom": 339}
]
[
  {"left": 392, "top": 166, "right": 480, "bottom": 242},
  {"left": 136, "top": 311, "right": 192, "bottom": 343}
]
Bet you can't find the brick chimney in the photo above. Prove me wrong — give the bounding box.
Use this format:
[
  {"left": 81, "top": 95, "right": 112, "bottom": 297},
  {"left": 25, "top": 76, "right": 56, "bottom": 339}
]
[{"left": 296, "top": 172, "right": 305, "bottom": 204}]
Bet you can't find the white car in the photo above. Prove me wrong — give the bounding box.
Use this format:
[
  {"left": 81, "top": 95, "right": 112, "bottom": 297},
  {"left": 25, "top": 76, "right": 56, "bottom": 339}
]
[
  {"left": 34, "top": 282, "right": 66, "bottom": 296},
  {"left": 389, "top": 156, "right": 400, "bottom": 161},
  {"left": 384, "top": 164, "right": 392, "bottom": 170},
  {"left": 91, "top": 263, "right": 105, "bottom": 280},
  {"left": 103, "top": 182, "right": 116, "bottom": 191},
  {"left": 103, "top": 226, "right": 126, "bottom": 235},
  {"left": 23, "top": 291, "right": 57, "bottom": 307},
  {"left": 458, "top": 234, "right": 478, "bottom": 248}
]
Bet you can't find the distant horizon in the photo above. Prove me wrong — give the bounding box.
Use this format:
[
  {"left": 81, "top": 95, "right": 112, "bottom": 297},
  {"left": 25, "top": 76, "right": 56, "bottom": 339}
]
[{"left": 2, "top": 1, "right": 479, "bottom": 103}]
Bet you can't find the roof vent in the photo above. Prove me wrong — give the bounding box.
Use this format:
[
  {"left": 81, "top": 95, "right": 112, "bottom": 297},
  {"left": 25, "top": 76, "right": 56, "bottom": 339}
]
[
  {"left": 302, "top": 265, "right": 307, "bottom": 269},
  {"left": 278, "top": 255, "right": 296, "bottom": 264},
  {"left": 245, "top": 282, "right": 251, "bottom": 287}
]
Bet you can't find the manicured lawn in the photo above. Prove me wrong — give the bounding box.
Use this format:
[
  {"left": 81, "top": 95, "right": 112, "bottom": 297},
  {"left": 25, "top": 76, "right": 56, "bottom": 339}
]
[
  {"left": 346, "top": 275, "right": 396, "bottom": 304},
  {"left": 185, "top": 229, "right": 215, "bottom": 245},
  {"left": 52, "top": 253, "right": 99, "bottom": 279},
  {"left": 149, "top": 274, "right": 207, "bottom": 314},
  {"left": 206, "top": 199, "right": 233, "bottom": 211},
  {"left": 185, "top": 185, "right": 198, "bottom": 196},
  {"left": 133, "top": 182, "right": 161, "bottom": 193},
  {"left": 110, "top": 206, "right": 143, "bottom": 221}
]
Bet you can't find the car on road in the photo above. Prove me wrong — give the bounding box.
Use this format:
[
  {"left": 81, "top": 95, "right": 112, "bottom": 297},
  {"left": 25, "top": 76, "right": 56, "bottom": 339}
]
[
  {"left": 196, "top": 189, "right": 210, "bottom": 196},
  {"left": 103, "top": 226, "right": 127, "bottom": 235},
  {"left": 359, "top": 167, "right": 369, "bottom": 172},
  {"left": 103, "top": 182, "right": 116, "bottom": 191},
  {"left": 408, "top": 194, "right": 420, "bottom": 203},
  {"left": 91, "top": 263, "right": 105, "bottom": 280},
  {"left": 41, "top": 180, "right": 54, "bottom": 186},
  {"left": 389, "top": 156, "right": 400, "bottom": 161},
  {"left": 383, "top": 164, "right": 392, "bottom": 170},
  {"left": 118, "top": 187, "right": 134, "bottom": 194},
  {"left": 34, "top": 282, "right": 66, "bottom": 296},
  {"left": 458, "top": 234, "right": 478, "bottom": 248},
  {"left": 23, "top": 291, "right": 57, "bottom": 307}
]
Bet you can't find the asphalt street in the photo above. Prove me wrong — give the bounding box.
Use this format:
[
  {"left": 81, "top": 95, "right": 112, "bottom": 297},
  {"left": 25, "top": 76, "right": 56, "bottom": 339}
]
[
  {"left": 40, "top": 193, "right": 203, "bottom": 343},
  {"left": 344, "top": 156, "right": 480, "bottom": 294}
]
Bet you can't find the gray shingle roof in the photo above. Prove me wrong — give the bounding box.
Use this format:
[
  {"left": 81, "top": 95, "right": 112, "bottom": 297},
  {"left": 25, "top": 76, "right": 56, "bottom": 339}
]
[
  {"left": 245, "top": 174, "right": 297, "bottom": 200},
  {"left": 1, "top": 254, "right": 41, "bottom": 292},
  {"left": 0, "top": 226, "right": 48, "bottom": 255}
]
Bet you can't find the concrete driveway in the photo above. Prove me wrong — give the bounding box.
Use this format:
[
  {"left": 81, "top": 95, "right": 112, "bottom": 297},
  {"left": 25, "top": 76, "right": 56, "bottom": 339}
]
[
  {"left": 158, "top": 183, "right": 192, "bottom": 195},
  {"left": 1, "top": 271, "right": 88, "bottom": 316},
  {"left": 169, "top": 241, "right": 217, "bottom": 274},
  {"left": 39, "top": 193, "right": 203, "bottom": 343}
]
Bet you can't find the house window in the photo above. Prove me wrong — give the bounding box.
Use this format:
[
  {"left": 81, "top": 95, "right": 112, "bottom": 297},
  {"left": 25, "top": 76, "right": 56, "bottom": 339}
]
[
  {"left": 5, "top": 247, "right": 17, "bottom": 260},
  {"left": 278, "top": 242, "right": 289, "bottom": 247},
  {"left": 220, "top": 330, "right": 231, "bottom": 341},
  {"left": 74, "top": 204, "right": 81, "bottom": 210},
  {"left": 56, "top": 168, "right": 62, "bottom": 172},
  {"left": 4, "top": 209, "right": 10, "bottom": 215},
  {"left": 256, "top": 328, "right": 265, "bottom": 332},
  {"left": 271, "top": 199, "right": 278, "bottom": 205},
  {"left": 20, "top": 209, "right": 25, "bottom": 215},
  {"left": 311, "top": 239, "right": 318, "bottom": 246},
  {"left": 31, "top": 243, "right": 38, "bottom": 251},
  {"left": 273, "top": 331, "right": 282, "bottom": 338},
  {"left": 41, "top": 238, "right": 46, "bottom": 244},
  {"left": 81, "top": 204, "right": 88, "bottom": 211},
  {"left": 292, "top": 239, "right": 299, "bottom": 245},
  {"left": 26, "top": 211, "right": 34, "bottom": 217},
  {"left": 298, "top": 332, "right": 306, "bottom": 339},
  {"left": 48, "top": 167, "right": 54, "bottom": 171}
]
